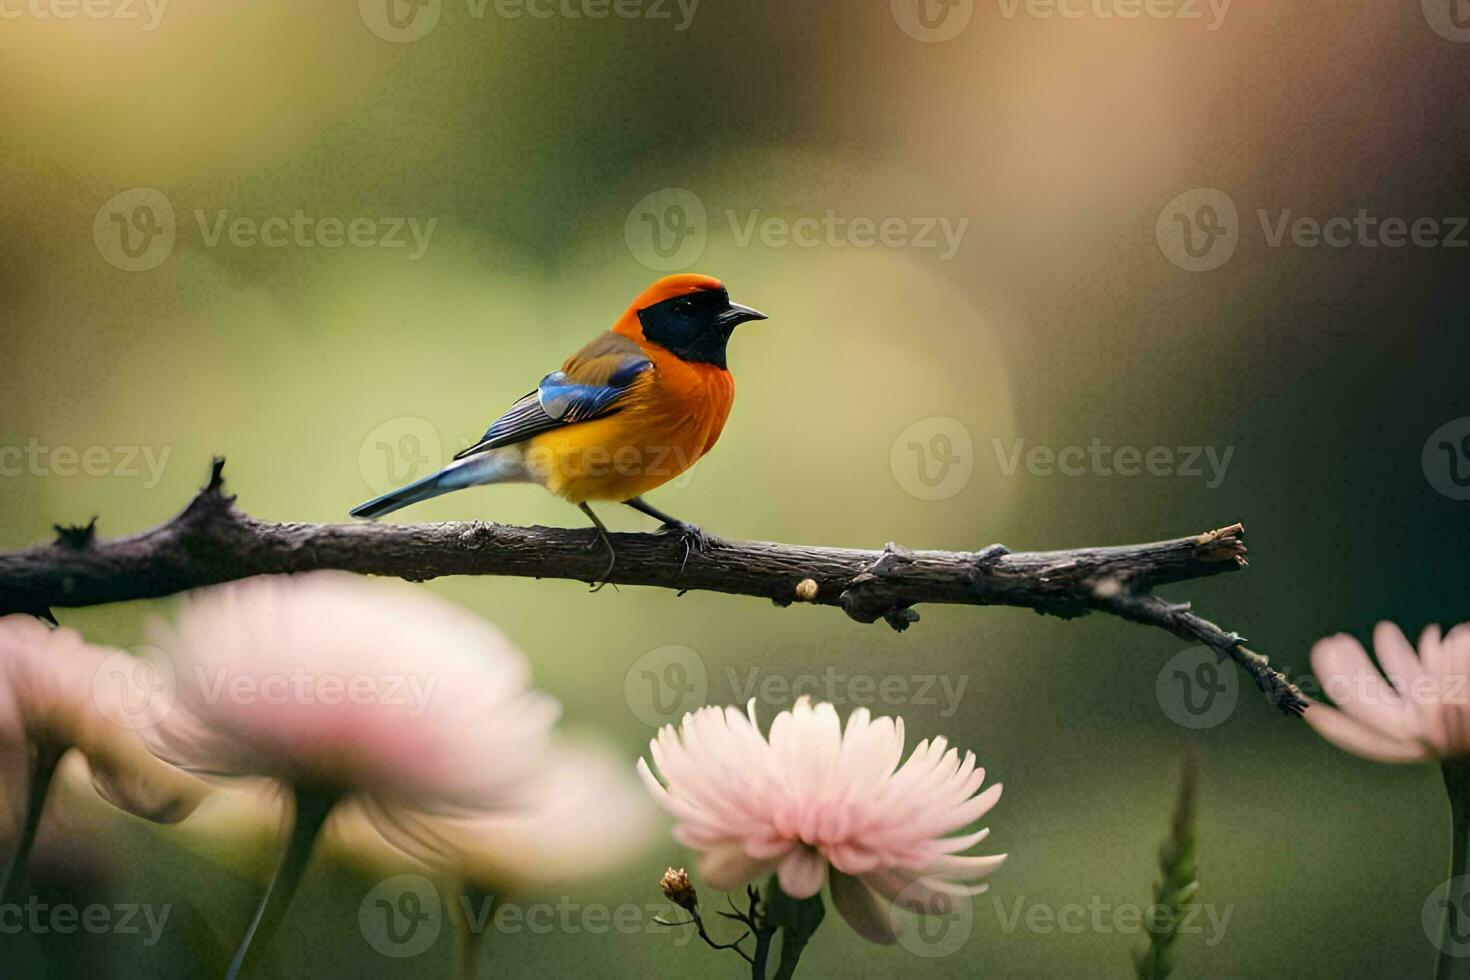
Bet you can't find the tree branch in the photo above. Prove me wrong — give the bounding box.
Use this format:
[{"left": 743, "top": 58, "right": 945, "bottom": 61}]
[{"left": 0, "top": 457, "right": 1305, "bottom": 715}]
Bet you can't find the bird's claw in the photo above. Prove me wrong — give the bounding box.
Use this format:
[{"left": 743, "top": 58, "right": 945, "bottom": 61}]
[
  {"left": 659, "top": 521, "right": 718, "bottom": 573},
  {"left": 585, "top": 531, "right": 618, "bottom": 592}
]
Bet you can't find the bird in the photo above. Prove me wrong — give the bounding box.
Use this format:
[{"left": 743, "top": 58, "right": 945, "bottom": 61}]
[{"left": 350, "top": 273, "right": 768, "bottom": 582}]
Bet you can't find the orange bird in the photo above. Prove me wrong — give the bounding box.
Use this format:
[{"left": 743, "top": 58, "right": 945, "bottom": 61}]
[{"left": 350, "top": 274, "right": 768, "bottom": 576}]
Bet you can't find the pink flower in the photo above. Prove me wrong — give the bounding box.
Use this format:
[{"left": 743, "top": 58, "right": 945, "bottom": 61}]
[
  {"left": 637, "top": 697, "right": 1006, "bottom": 944},
  {"left": 1305, "top": 620, "right": 1470, "bottom": 762},
  {"left": 0, "top": 615, "right": 206, "bottom": 848},
  {"left": 373, "top": 743, "right": 653, "bottom": 890},
  {"left": 145, "top": 572, "right": 556, "bottom": 811},
  {"left": 145, "top": 572, "right": 649, "bottom": 888}
]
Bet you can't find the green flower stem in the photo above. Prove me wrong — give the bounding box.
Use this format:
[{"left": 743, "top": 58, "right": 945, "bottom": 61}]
[
  {"left": 0, "top": 742, "right": 66, "bottom": 907},
  {"left": 763, "top": 875, "right": 825, "bottom": 980},
  {"left": 225, "top": 786, "right": 338, "bottom": 980},
  {"left": 457, "top": 883, "right": 493, "bottom": 980},
  {"left": 1438, "top": 759, "right": 1470, "bottom": 980}
]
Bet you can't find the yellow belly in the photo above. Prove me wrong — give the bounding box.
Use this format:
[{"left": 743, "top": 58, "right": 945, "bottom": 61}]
[{"left": 523, "top": 400, "right": 726, "bottom": 504}]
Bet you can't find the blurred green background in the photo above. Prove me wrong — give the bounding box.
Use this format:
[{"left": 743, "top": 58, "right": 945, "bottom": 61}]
[{"left": 2, "top": 1, "right": 1469, "bottom": 976}]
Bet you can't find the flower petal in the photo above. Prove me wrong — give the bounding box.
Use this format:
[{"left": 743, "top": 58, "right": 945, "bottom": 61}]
[
  {"left": 777, "top": 846, "right": 828, "bottom": 899},
  {"left": 1303, "top": 699, "right": 1429, "bottom": 763},
  {"left": 829, "top": 870, "right": 896, "bottom": 945}
]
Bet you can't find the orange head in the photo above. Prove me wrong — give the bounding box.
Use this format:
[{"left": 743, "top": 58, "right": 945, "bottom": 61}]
[{"left": 614, "top": 274, "right": 767, "bottom": 369}]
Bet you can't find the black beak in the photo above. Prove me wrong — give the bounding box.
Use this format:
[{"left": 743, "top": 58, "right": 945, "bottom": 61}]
[{"left": 718, "top": 301, "right": 768, "bottom": 327}]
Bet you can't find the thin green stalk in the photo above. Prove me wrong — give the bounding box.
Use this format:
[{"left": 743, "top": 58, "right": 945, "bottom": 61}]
[
  {"left": 0, "top": 742, "right": 66, "bottom": 907},
  {"left": 1437, "top": 759, "right": 1470, "bottom": 980},
  {"left": 457, "top": 883, "right": 494, "bottom": 980},
  {"left": 225, "top": 786, "right": 338, "bottom": 980},
  {"left": 1134, "top": 754, "right": 1199, "bottom": 980}
]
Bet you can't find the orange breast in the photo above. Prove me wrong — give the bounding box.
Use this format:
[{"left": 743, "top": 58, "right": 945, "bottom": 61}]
[{"left": 525, "top": 347, "right": 735, "bottom": 504}]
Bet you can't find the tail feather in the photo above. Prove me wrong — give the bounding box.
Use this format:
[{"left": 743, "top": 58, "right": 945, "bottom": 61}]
[
  {"left": 350, "top": 470, "right": 455, "bottom": 520},
  {"left": 350, "top": 449, "right": 527, "bottom": 520}
]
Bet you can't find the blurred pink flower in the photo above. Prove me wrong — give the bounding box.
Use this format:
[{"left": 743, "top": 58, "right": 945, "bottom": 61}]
[
  {"left": 1305, "top": 620, "right": 1470, "bottom": 763},
  {"left": 0, "top": 615, "right": 206, "bottom": 850},
  {"left": 145, "top": 572, "right": 648, "bottom": 887},
  {"left": 372, "top": 743, "right": 653, "bottom": 890},
  {"left": 637, "top": 697, "right": 1006, "bottom": 945}
]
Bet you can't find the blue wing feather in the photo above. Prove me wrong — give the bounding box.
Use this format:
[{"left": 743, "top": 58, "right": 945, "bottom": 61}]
[{"left": 452, "top": 351, "right": 652, "bottom": 460}]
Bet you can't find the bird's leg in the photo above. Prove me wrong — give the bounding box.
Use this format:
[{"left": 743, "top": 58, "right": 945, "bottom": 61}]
[
  {"left": 623, "top": 496, "right": 719, "bottom": 571},
  {"left": 576, "top": 502, "right": 617, "bottom": 590}
]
